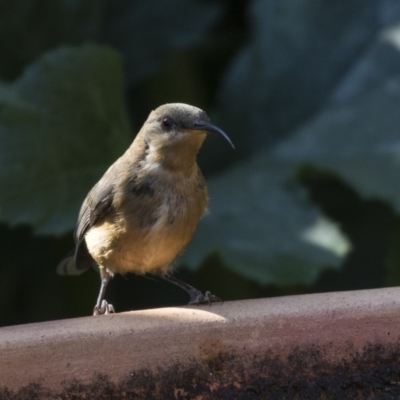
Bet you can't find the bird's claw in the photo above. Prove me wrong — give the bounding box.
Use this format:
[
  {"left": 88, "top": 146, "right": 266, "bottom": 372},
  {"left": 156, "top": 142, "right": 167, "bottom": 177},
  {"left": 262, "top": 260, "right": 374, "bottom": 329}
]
[
  {"left": 93, "top": 300, "right": 115, "bottom": 316},
  {"left": 188, "top": 290, "right": 222, "bottom": 306}
]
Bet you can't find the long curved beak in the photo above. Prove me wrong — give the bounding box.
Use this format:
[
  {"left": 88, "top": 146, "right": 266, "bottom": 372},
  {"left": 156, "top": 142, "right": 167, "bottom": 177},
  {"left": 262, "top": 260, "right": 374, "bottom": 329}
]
[{"left": 193, "top": 121, "right": 235, "bottom": 149}]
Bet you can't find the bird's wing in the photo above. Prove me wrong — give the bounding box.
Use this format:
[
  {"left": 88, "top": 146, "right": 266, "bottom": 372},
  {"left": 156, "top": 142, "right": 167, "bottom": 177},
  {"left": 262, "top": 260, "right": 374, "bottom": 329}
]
[
  {"left": 75, "top": 182, "right": 114, "bottom": 244},
  {"left": 73, "top": 179, "right": 116, "bottom": 271}
]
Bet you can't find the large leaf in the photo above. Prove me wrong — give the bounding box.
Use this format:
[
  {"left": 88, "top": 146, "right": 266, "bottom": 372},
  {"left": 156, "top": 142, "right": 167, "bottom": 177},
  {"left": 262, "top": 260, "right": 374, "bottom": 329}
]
[
  {"left": 276, "top": 85, "right": 400, "bottom": 210},
  {"left": 216, "top": 0, "right": 379, "bottom": 156},
  {"left": 275, "top": 30, "right": 400, "bottom": 211},
  {"left": 181, "top": 154, "right": 350, "bottom": 286},
  {"left": 0, "top": 45, "right": 131, "bottom": 234},
  {"left": 181, "top": 1, "right": 400, "bottom": 285},
  {"left": 192, "top": 24, "right": 400, "bottom": 286}
]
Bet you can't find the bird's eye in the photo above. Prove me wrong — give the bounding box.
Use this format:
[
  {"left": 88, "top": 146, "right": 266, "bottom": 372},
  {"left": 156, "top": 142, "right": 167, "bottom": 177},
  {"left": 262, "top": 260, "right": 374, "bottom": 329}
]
[{"left": 161, "top": 117, "right": 173, "bottom": 130}]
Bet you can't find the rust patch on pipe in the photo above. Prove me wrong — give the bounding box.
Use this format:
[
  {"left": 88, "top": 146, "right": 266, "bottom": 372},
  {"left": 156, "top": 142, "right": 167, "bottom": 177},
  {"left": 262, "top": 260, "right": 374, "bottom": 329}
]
[{"left": 1, "top": 342, "right": 400, "bottom": 399}]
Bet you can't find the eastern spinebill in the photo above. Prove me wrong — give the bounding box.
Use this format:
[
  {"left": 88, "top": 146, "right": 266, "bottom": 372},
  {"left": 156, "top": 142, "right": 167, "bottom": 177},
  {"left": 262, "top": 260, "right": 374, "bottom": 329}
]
[{"left": 57, "top": 103, "right": 234, "bottom": 315}]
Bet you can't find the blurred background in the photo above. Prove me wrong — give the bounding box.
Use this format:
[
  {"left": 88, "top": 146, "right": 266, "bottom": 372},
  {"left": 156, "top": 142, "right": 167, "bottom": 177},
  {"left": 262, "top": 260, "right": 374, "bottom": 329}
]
[{"left": 2, "top": 0, "right": 400, "bottom": 326}]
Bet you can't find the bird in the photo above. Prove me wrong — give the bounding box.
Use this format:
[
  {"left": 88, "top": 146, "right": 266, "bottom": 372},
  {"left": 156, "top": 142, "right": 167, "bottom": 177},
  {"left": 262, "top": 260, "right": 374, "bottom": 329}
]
[{"left": 57, "top": 103, "right": 234, "bottom": 315}]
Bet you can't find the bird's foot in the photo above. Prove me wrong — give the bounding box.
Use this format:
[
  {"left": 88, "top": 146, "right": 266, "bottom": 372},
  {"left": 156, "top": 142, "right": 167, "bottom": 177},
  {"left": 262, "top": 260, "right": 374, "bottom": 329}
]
[
  {"left": 93, "top": 300, "right": 115, "bottom": 316},
  {"left": 188, "top": 290, "right": 222, "bottom": 306}
]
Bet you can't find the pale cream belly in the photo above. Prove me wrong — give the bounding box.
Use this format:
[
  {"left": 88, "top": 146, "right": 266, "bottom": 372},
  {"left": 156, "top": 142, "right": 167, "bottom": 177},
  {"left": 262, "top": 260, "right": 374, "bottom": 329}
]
[{"left": 85, "top": 219, "right": 195, "bottom": 275}]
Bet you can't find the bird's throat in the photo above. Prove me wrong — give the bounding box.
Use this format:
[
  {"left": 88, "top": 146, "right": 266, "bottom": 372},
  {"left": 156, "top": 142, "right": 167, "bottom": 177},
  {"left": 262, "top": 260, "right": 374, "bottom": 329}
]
[{"left": 147, "top": 141, "right": 200, "bottom": 174}]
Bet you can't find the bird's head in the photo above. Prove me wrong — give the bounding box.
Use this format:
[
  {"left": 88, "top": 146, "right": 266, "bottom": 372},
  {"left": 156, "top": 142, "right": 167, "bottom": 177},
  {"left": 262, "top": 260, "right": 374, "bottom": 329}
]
[{"left": 137, "top": 103, "right": 234, "bottom": 172}]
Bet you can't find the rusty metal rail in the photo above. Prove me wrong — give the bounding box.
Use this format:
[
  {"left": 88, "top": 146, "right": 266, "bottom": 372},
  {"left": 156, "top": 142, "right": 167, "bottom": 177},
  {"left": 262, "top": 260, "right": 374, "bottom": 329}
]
[{"left": 1, "top": 288, "right": 400, "bottom": 398}]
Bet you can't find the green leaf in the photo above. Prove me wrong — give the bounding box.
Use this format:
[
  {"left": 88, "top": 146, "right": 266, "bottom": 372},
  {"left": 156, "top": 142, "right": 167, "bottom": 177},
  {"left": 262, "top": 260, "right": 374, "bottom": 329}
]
[
  {"left": 0, "top": 44, "right": 131, "bottom": 234},
  {"left": 216, "top": 0, "right": 378, "bottom": 154},
  {"left": 192, "top": 1, "right": 400, "bottom": 286},
  {"left": 275, "top": 42, "right": 400, "bottom": 211},
  {"left": 181, "top": 154, "right": 350, "bottom": 286}
]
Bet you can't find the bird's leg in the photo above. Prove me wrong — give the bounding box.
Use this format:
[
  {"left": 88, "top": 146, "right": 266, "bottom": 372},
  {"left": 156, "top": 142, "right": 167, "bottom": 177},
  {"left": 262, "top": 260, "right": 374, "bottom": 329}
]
[
  {"left": 93, "top": 267, "right": 115, "bottom": 316},
  {"left": 159, "top": 273, "right": 221, "bottom": 306}
]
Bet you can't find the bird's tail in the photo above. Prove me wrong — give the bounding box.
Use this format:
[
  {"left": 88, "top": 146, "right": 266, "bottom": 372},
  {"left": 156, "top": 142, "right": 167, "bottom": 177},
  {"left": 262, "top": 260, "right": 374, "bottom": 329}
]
[{"left": 56, "top": 250, "right": 84, "bottom": 276}]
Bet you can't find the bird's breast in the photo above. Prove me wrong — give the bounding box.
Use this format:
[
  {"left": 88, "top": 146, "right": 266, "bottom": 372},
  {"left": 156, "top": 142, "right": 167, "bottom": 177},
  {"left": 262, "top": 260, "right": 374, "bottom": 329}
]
[{"left": 85, "top": 173, "right": 207, "bottom": 275}]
